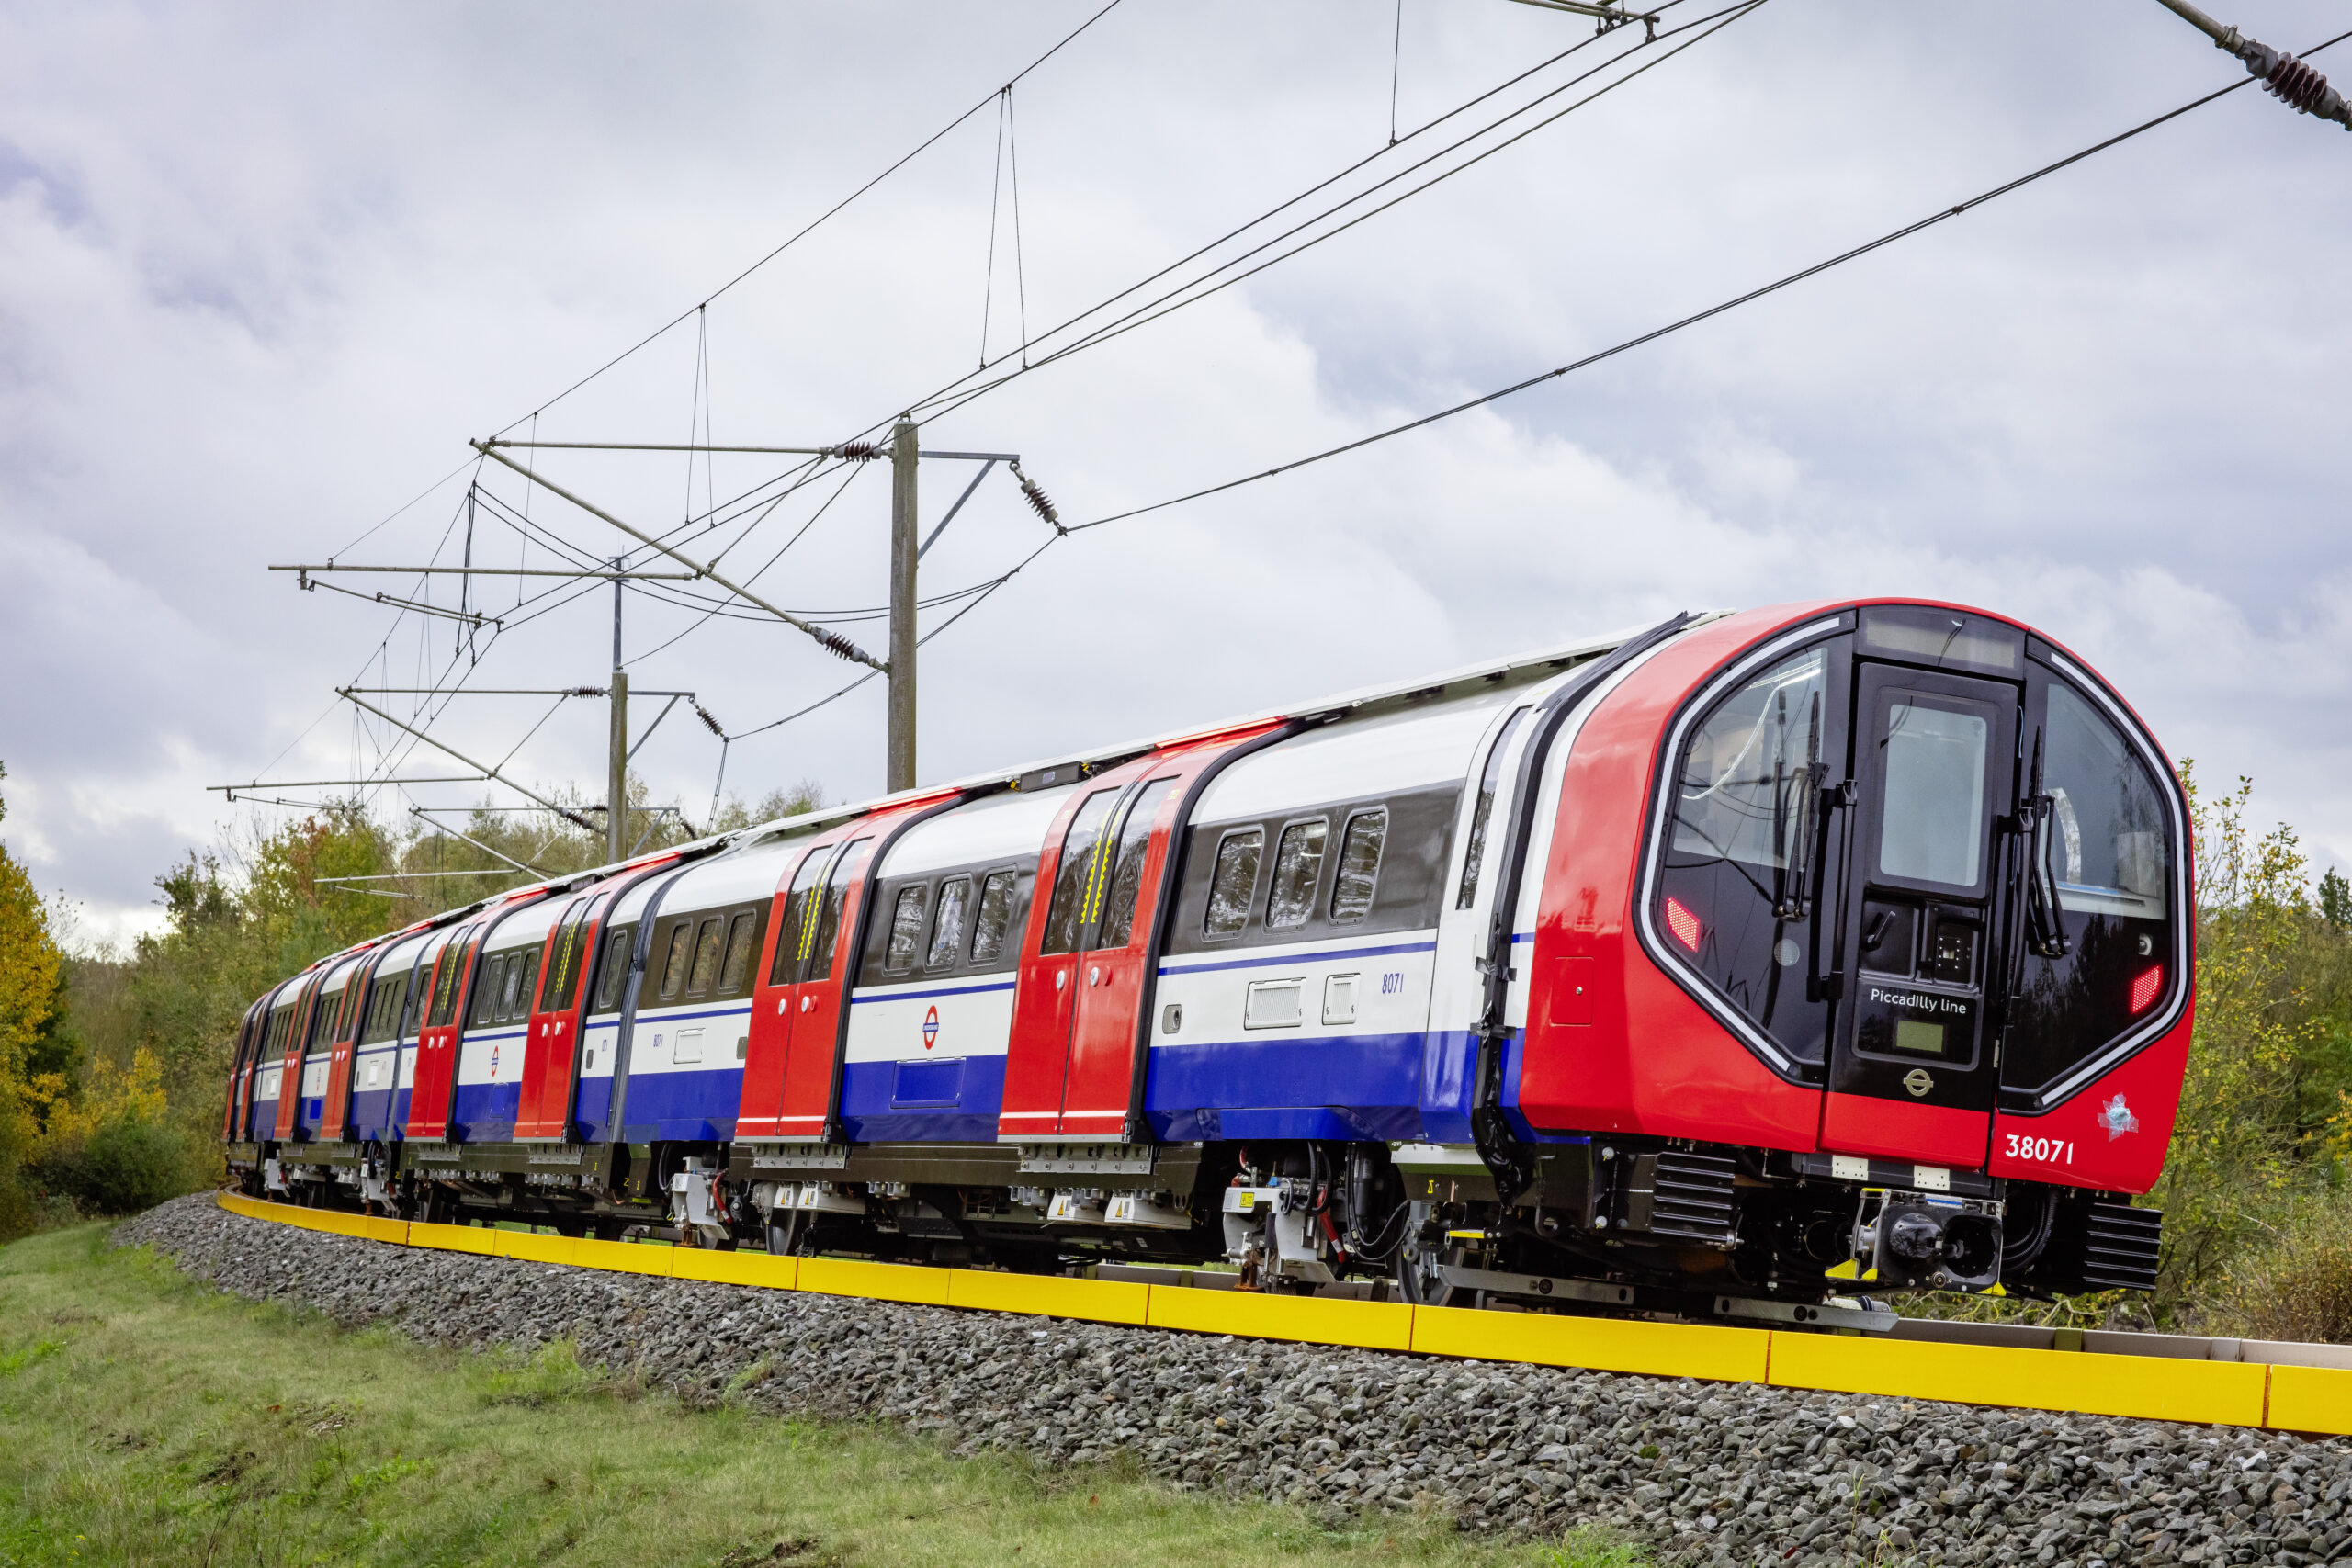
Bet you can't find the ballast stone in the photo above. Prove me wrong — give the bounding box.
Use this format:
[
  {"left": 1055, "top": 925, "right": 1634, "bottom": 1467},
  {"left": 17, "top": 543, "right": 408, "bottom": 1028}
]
[{"left": 118, "top": 1194, "right": 2352, "bottom": 1567}]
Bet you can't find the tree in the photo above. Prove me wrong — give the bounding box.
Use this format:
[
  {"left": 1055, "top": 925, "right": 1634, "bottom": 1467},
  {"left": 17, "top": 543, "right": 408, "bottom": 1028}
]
[
  {"left": 2324, "top": 868, "right": 2351, "bottom": 936},
  {"left": 0, "top": 762, "right": 66, "bottom": 1235}
]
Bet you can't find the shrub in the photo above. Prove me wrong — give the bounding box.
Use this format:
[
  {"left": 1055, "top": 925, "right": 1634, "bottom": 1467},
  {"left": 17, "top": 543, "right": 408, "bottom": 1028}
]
[
  {"left": 35, "top": 1114, "right": 199, "bottom": 1216},
  {"left": 2216, "top": 1198, "right": 2352, "bottom": 1345}
]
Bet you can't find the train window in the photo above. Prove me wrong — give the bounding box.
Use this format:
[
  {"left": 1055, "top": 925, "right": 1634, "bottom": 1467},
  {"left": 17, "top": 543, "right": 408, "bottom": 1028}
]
[
  {"left": 1656, "top": 644, "right": 1835, "bottom": 1063},
  {"left": 811, "top": 839, "right": 872, "bottom": 977},
  {"left": 718, "top": 911, "right": 758, "bottom": 994},
  {"left": 589, "top": 924, "right": 636, "bottom": 1015},
  {"left": 686, "top": 917, "right": 724, "bottom": 996},
  {"left": 2041, "top": 684, "right": 2169, "bottom": 921},
  {"left": 1098, "top": 780, "right": 1175, "bottom": 950},
  {"left": 1267, "top": 818, "right": 1329, "bottom": 931},
  {"left": 1876, "top": 700, "right": 1989, "bottom": 889},
  {"left": 885, "top": 885, "right": 928, "bottom": 973},
  {"left": 1204, "top": 829, "right": 1265, "bottom": 939},
  {"left": 2005, "top": 679, "right": 2178, "bottom": 1097},
  {"left": 1043, "top": 790, "right": 1123, "bottom": 955},
  {"left": 929, "top": 877, "right": 971, "bottom": 969},
  {"left": 467, "top": 954, "right": 505, "bottom": 1027},
  {"left": 772, "top": 848, "right": 832, "bottom": 987},
  {"left": 971, "top": 870, "right": 1018, "bottom": 963},
  {"left": 360, "top": 969, "right": 407, "bottom": 1044},
  {"left": 541, "top": 905, "right": 590, "bottom": 1013},
  {"left": 511, "top": 951, "right": 540, "bottom": 1022},
  {"left": 1457, "top": 709, "right": 1530, "bottom": 909},
  {"left": 659, "top": 921, "right": 694, "bottom": 1001},
  {"left": 305, "top": 983, "right": 343, "bottom": 1052},
  {"left": 1331, "top": 809, "right": 1387, "bottom": 921},
  {"left": 427, "top": 935, "right": 471, "bottom": 1028}
]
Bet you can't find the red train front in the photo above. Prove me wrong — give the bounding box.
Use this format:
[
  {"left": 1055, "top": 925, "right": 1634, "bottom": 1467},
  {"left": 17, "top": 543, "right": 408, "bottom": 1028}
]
[{"left": 1468, "top": 599, "right": 2186, "bottom": 1311}]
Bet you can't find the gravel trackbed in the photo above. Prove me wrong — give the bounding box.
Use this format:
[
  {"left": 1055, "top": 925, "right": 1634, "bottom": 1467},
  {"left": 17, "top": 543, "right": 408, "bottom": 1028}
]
[{"left": 116, "top": 1194, "right": 2352, "bottom": 1567}]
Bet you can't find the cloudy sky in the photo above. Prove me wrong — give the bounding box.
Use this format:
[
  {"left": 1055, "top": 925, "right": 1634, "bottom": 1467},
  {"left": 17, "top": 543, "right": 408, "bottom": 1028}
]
[{"left": 3, "top": 0, "right": 2346, "bottom": 944}]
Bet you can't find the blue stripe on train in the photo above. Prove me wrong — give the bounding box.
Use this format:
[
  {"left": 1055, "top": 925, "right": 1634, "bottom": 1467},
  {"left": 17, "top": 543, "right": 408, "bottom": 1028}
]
[
  {"left": 838, "top": 1055, "right": 1010, "bottom": 1143},
  {"left": 348, "top": 1083, "right": 411, "bottom": 1141},
  {"left": 1146, "top": 1031, "right": 1419, "bottom": 1143},
  {"left": 614, "top": 1066, "right": 746, "bottom": 1144}
]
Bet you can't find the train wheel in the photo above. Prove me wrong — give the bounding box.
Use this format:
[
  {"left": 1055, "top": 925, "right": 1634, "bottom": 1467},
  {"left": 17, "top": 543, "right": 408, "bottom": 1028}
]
[
  {"left": 764, "top": 1211, "right": 805, "bottom": 1257},
  {"left": 1395, "top": 1244, "right": 1456, "bottom": 1308}
]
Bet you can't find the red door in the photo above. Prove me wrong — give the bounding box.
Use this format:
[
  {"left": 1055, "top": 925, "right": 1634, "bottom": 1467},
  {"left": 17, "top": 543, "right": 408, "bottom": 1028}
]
[
  {"left": 735, "top": 840, "right": 842, "bottom": 1140},
  {"left": 404, "top": 921, "right": 486, "bottom": 1142},
  {"left": 316, "top": 945, "right": 381, "bottom": 1144},
  {"left": 270, "top": 972, "right": 325, "bottom": 1142},
  {"left": 769, "top": 829, "right": 887, "bottom": 1141},
  {"left": 1000, "top": 734, "right": 1271, "bottom": 1141},
  {"left": 514, "top": 894, "right": 597, "bottom": 1139}
]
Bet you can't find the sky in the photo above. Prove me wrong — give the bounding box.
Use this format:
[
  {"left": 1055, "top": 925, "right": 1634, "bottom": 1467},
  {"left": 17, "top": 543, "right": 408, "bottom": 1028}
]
[{"left": 2, "top": 0, "right": 2346, "bottom": 947}]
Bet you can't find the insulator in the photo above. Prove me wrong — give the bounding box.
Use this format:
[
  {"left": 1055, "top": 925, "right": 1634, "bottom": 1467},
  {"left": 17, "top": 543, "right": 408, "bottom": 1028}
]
[
  {"left": 2244, "top": 40, "right": 2349, "bottom": 124},
  {"left": 1019, "top": 475, "right": 1061, "bottom": 530},
  {"left": 833, "top": 441, "right": 880, "bottom": 462},
  {"left": 2264, "top": 52, "right": 2340, "bottom": 118},
  {"left": 694, "top": 703, "right": 724, "bottom": 737},
  {"left": 818, "top": 629, "right": 863, "bottom": 663}
]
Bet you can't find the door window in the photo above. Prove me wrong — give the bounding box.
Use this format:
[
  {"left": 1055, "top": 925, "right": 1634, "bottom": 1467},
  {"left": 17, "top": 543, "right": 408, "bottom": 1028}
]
[
  {"left": 541, "top": 903, "right": 592, "bottom": 1012},
  {"left": 771, "top": 849, "right": 833, "bottom": 986},
  {"left": 1097, "top": 780, "right": 1176, "bottom": 949},
  {"left": 809, "top": 839, "right": 872, "bottom": 976},
  {"left": 1877, "top": 701, "right": 1990, "bottom": 888},
  {"left": 1042, "top": 791, "right": 1122, "bottom": 955}
]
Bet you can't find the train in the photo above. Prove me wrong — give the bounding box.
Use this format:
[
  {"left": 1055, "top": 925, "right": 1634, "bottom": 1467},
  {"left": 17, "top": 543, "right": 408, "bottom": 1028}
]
[{"left": 221, "top": 600, "right": 2188, "bottom": 1325}]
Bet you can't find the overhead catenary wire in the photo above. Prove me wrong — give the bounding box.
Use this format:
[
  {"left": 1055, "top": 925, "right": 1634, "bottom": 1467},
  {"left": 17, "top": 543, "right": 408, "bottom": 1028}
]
[
  {"left": 488, "top": 0, "right": 1132, "bottom": 438},
  {"left": 1065, "top": 33, "right": 2352, "bottom": 537},
  {"left": 910, "top": 0, "right": 1768, "bottom": 433}
]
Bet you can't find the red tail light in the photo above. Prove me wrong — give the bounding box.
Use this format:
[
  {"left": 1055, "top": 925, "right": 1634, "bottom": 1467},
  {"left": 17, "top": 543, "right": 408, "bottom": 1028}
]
[
  {"left": 1664, "top": 897, "right": 1704, "bottom": 953},
  {"left": 2129, "top": 965, "right": 2164, "bottom": 1013}
]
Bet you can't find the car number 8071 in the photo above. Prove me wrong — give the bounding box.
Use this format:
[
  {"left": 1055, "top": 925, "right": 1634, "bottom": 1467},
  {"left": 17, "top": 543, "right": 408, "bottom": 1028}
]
[{"left": 2002, "top": 1133, "right": 2075, "bottom": 1166}]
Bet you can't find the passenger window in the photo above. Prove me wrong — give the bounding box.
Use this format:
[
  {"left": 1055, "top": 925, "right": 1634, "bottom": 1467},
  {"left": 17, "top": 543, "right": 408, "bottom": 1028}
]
[
  {"left": 542, "top": 904, "right": 592, "bottom": 1013},
  {"left": 659, "top": 921, "right": 694, "bottom": 1000},
  {"left": 811, "top": 839, "right": 872, "bottom": 978},
  {"left": 718, "top": 911, "right": 758, "bottom": 993},
  {"left": 361, "top": 971, "right": 404, "bottom": 1044},
  {"left": 687, "top": 917, "right": 724, "bottom": 995},
  {"left": 590, "top": 924, "right": 636, "bottom": 1016},
  {"left": 885, "top": 885, "right": 928, "bottom": 973},
  {"left": 1098, "top": 780, "right": 1176, "bottom": 949},
  {"left": 771, "top": 848, "right": 832, "bottom": 987},
  {"left": 929, "top": 877, "right": 971, "bottom": 969},
  {"left": 1457, "top": 709, "right": 1530, "bottom": 909},
  {"left": 511, "top": 951, "right": 540, "bottom": 1022},
  {"left": 1204, "top": 829, "right": 1265, "bottom": 939},
  {"left": 1330, "top": 809, "right": 1387, "bottom": 921},
  {"left": 1042, "top": 790, "right": 1123, "bottom": 955},
  {"left": 971, "top": 870, "right": 1018, "bottom": 963},
  {"left": 1267, "top": 818, "right": 1328, "bottom": 931},
  {"left": 468, "top": 954, "right": 506, "bottom": 1027}
]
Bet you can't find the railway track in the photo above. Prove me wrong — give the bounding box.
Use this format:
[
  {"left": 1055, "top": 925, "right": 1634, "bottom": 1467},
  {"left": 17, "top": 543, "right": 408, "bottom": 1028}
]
[{"left": 214, "top": 1192, "right": 2352, "bottom": 1437}]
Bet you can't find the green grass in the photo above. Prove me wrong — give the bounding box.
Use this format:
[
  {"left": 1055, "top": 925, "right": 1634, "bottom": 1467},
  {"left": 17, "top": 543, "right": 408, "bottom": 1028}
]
[{"left": 0, "top": 1224, "right": 1646, "bottom": 1568}]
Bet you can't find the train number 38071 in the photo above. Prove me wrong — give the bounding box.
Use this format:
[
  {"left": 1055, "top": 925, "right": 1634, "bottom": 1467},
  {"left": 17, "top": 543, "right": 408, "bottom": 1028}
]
[{"left": 2002, "top": 1133, "right": 2075, "bottom": 1167}]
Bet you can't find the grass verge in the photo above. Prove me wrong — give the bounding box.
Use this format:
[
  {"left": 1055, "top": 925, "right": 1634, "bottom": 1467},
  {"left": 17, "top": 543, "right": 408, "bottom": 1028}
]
[{"left": 0, "top": 1224, "right": 1647, "bottom": 1568}]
